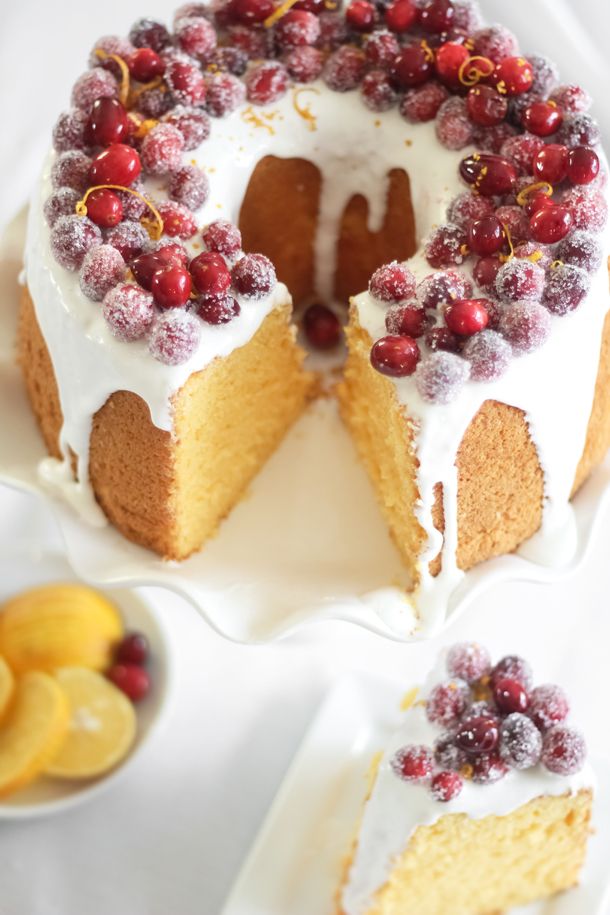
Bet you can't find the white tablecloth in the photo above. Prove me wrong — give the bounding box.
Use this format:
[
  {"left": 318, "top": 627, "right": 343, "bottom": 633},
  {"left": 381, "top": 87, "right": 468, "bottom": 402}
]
[{"left": 1, "top": 2, "right": 609, "bottom": 913}]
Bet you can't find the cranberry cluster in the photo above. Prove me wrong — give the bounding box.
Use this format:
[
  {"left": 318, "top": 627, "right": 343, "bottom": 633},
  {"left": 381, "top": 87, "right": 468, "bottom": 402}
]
[
  {"left": 391, "top": 642, "right": 587, "bottom": 803},
  {"left": 107, "top": 631, "right": 151, "bottom": 702}
]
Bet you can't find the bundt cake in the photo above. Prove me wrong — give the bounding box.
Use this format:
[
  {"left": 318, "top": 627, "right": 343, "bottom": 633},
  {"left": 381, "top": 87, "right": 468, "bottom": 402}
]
[
  {"left": 19, "top": 0, "right": 610, "bottom": 616},
  {"left": 339, "top": 642, "right": 593, "bottom": 915}
]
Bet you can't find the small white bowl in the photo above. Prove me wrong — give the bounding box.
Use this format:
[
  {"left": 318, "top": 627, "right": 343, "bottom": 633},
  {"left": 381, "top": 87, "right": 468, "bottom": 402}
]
[{"left": 0, "top": 549, "right": 172, "bottom": 819}]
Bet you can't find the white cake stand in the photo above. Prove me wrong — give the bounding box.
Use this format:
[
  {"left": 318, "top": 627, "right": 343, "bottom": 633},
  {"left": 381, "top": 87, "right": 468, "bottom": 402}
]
[{"left": 3, "top": 209, "right": 610, "bottom": 644}]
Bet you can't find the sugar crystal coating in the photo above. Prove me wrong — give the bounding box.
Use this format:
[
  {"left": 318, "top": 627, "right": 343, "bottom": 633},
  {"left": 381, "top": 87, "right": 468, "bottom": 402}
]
[
  {"left": 246, "top": 61, "right": 289, "bottom": 104},
  {"left": 50, "top": 215, "right": 102, "bottom": 271},
  {"left": 196, "top": 293, "right": 241, "bottom": 324},
  {"left": 202, "top": 219, "right": 242, "bottom": 258},
  {"left": 285, "top": 46, "right": 324, "bottom": 83},
  {"left": 232, "top": 253, "right": 276, "bottom": 298},
  {"left": 102, "top": 283, "right": 155, "bottom": 341},
  {"left": 169, "top": 164, "right": 210, "bottom": 210},
  {"left": 500, "top": 713, "right": 542, "bottom": 769},
  {"left": 541, "top": 726, "right": 586, "bottom": 775},
  {"left": 51, "top": 150, "right": 92, "bottom": 192},
  {"left": 44, "top": 188, "right": 81, "bottom": 227},
  {"left": 463, "top": 330, "right": 512, "bottom": 382},
  {"left": 158, "top": 201, "right": 198, "bottom": 240},
  {"left": 369, "top": 262, "right": 417, "bottom": 303},
  {"left": 499, "top": 302, "right": 551, "bottom": 355},
  {"left": 52, "top": 109, "right": 88, "bottom": 153},
  {"left": 323, "top": 46, "right": 366, "bottom": 92},
  {"left": 400, "top": 81, "right": 448, "bottom": 123},
  {"left": 205, "top": 72, "right": 246, "bottom": 116},
  {"left": 436, "top": 97, "right": 474, "bottom": 151},
  {"left": 542, "top": 264, "right": 590, "bottom": 317},
  {"left": 491, "top": 655, "right": 533, "bottom": 690},
  {"left": 163, "top": 106, "right": 211, "bottom": 150},
  {"left": 148, "top": 310, "right": 202, "bottom": 365},
  {"left": 446, "top": 642, "right": 492, "bottom": 683},
  {"left": 71, "top": 67, "right": 118, "bottom": 111},
  {"left": 447, "top": 192, "right": 494, "bottom": 229},
  {"left": 106, "top": 220, "right": 150, "bottom": 261},
  {"left": 141, "top": 123, "right": 185, "bottom": 176},
  {"left": 426, "top": 678, "right": 469, "bottom": 728},
  {"left": 430, "top": 770, "right": 463, "bottom": 801},
  {"left": 529, "top": 684, "right": 569, "bottom": 731},
  {"left": 391, "top": 744, "right": 434, "bottom": 782},
  {"left": 174, "top": 15, "right": 217, "bottom": 59},
  {"left": 495, "top": 259, "right": 545, "bottom": 303},
  {"left": 556, "top": 231, "right": 603, "bottom": 273},
  {"left": 79, "top": 244, "right": 126, "bottom": 301},
  {"left": 415, "top": 351, "right": 470, "bottom": 404}
]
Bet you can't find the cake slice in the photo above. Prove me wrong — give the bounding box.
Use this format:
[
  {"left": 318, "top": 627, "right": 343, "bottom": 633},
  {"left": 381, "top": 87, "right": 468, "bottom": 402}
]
[{"left": 340, "top": 643, "right": 593, "bottom": 915}]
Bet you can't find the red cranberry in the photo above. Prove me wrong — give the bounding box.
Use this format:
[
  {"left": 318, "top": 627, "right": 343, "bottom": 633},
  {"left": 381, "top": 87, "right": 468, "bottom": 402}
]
[
  {"left": 472, "top": 24, "right": 518, "bottom": 63},
  {"left": 86, "top": 97, "right": 129, "bottom": 147},
  {"left": 446, "top": 642, "right": 491, "bottom": 683},
  {"left": 436, "top": 96, "right": 474, "bottom": 151},
  {"left": 385, "top": 304, "right": 427, "bottom": 338},
  {"left": 435, "top": 42, "right": 469, "bottom": 89},
  {"left": 346, "top": 0, "right": 376, "bottom": 31},
  {"left": 467, "top": 216, "right": 505, "bottom": 256},
  {"left": 424, "top": 224, "right": 468, "bottom": 268},
  {"left": 391, "top": 745, "right": 434, "bottom": 782},
  {"left": 418, "top": 269, "right": 472, "bottom": 309},
  {"left": 390, "top": 43, "right": 433, "bottom": 89},
  {"left": 323, "top": 46, "right": 366, "bottom": 92},
  {"left": 550, "top": 83, "right": 591, "bottom": 114},
  {"left": 369, "top": 262, "right": 416, "bottom": 303},
  {"left": 530, "top": 205, "right": 572, "bottom": 244},
  {"left": 522, "top": 100, "right": 563, "bottom": 137},
  {"left": 102, "top": 282, "right": 155, "bottom": 341},
  {"left": 231, "top": 0, "right": 275, "bottom": 24},
  {"left": 456, "top": 715, "right": 500, "bottom": 755},
  {"left": 462, "top": 330, "right": 511, "bottom": 381},
  {"left": 84, "top": 188, "right": 123, "bottom": 228},
  {"left": 466, "top": 85, "right": 507, "bottom": 127},
  {"left": 500, "top": 713, "right": 542, "bottom": 769},
  {"left": 107, "top": 663, "right": 151, "bottom": 702},
  {"left": 494, "top": 678, "right": 529, "bottom": 714},
  {"left": 166, "top": 59, "right": 207, "bottom": 105},
  {"left": 151, "top": 264, "right": 192, "bottom": 308},
  {"left": 360, "top": 70, "right": 398, "bottom": 112},
  {"left": 556, "top": 231, "right": 603, "bottom": 273},
  {"left": 459, "top": 153, "right": 517, "bottom": 197},
  {"left": 232, "top": 253, "right": 276, "bottom": 298},
  {"left": 128, "top": 47, "right": 165, "bottom": 82},
  {"left": 567, "top": 146, "right": 600, "bottom": 186},
  {"left": 365, "top": 30, "right": 400, "bottom": 68},
  {"left": 542, "top": 263, "right": 589, "bottom": 316},
  {"left": 532, "top": 144, "right": 568, "bottom": 185},
  {"left": 445, "top": 298, "right": 489, "bottom": 336},
  {"left": 303, "top": 304, "right": 342, "bottom": 349},
  {"left": 491, "top": 655, "right": 533, "bottom": 690},
  {"left": 426, "top": 678, "right": 469, "bottom": 728},
  {"left": 370, "top": 335, "right": 420, "bottom": 377},
  {"left": 246, "top": 61, "right": 289, "bottom": 103},
  {"left": 529, "top": 684, "right": 569, "bottom": 732},
  {"left": 493, "top": 56, "right": 533, "bottom": 96},
  {"left": 116, "top": 632, "right": 149, "bottom": 665},
  {"left": 131, "top": 253, "right": 167, "bottom": 290},
  {"left": 425, "top": 326, "right": 461, "bottom": 353},
  {"left": 400, "top": 81, "right": 448, "bottom": 123},
  {"left": 155, "top": 241, "right": 189, "bottom": 268},
  {"left": 190, "top": 251, "right": 232, "bottom": 296},
  {"left": 418, "top": 0, "right": 454, "bottom": 33},
  {"left": 473, "top": 255, "right": 502, "bottom": 294},
  {"left": 495, "top": 259, "right": 545, "bottom": 303},
  {"left": 196, "top": 292, "right": 241, "bottom": 324},
  {"left": 471, "top": 753, "right": 508, "bottom": 784},
  {"left": 90, "top": 144, "right": 141, "bottom": 187},
  {"left": 158, "top": 202, "right": 197, "bottom": 240},
  {"left": 430, "top": 770, "right": 463, "bottom": 802},
  {"left": 541, "top": 726, "right": 586, "bottom": 775},
  {"left": 79, "top": 245, "right": 126, "bottom": 301},
  {"left": 129, "top": 17, "right": 170, "bottom": 51},
  {"left": 202, "top": 219, "right": 242, "bottom": 257},
  {"left": 149, "top": 310, "right": 201, "bottom": 365},
  {"left": 285, "top": 46, "right": 324, "bottom": 83},
  {"left": 50, "top": 215, "right": 102, "bottom": 271},
  {"left": 276, "top": 9, "right": 321, "bottom": 47},
  {"left": 384, "top": 0, "right": 417, "bottom": 33}
]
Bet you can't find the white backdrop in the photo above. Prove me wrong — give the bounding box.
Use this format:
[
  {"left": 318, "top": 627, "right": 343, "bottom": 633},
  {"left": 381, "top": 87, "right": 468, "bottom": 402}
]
[{"left": 0, "top": 2, "right": 610, "bottom": 914}]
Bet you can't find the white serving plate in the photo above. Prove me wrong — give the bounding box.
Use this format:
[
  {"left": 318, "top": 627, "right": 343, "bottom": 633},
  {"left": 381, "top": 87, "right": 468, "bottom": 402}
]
[
  {"left": 222, "top": 674, "right": 610, "bottom": 915},
  {"left": 0, "top": 549, "right": 173, "bottom": 820},
  {"left": 2, "top": 209, "right": 610, "bottom": 644}
]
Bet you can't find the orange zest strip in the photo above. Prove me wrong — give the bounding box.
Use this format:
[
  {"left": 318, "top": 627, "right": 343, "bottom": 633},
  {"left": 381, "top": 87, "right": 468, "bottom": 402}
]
[
  {"left": 128, "top": 75, "right": 166, "bottom": 107},
  {"left": 127, "top": 112, "right": 159, "bottom": 138},
  {"left": 292, "top": 87, "right": 319, "bottom": 131},
  {"left": 498, "top": 223, "right": 515, "bottom": 263},
  {"left": 550, "top": 259, "right": 565, "bottom": 270},
  {"left": 94, "top": 50, "right": 130, "bottom": 107},
  {"left": 458, "top": 55, "right": 495, "bottom": 88},
  {"left": 420, "top": 40, "right": 435, "bottom": 63},
  {"left": 75, "top": 185, "right": 164, "bottom": 241},
  {"left": 515, "top": 181, "right": 553, "bottom": 207},
  {"left": 264, "top": 0, "right": 299, "bottom": 28}
]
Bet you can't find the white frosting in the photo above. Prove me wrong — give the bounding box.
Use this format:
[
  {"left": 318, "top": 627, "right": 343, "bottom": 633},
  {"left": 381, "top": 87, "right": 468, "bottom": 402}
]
[
  {"left": 341, "top": 660, "right": 595, "bottom": 915},
  {"left": 24, "top": 76, "right": 610, "bottom": 626}
]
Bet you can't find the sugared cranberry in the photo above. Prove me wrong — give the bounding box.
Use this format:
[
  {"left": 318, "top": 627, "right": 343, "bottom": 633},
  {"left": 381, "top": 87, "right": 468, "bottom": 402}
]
[
  {"left": 360, "top": 70, "right": 398, "bottom": 112},
  {"left": 433, "top": 734, "right": 467, "bottom": 771},
  {"left": 173, "top": 2, "right": 210, "bottom": 22},
  {"left": 53, "top": 109, "right": 88, "bottom": 153},
  {"left": 385, "top": 304, "right": 428, "bottom": 338},
  {"left": 495, "top": 259, "right": 545, "bottom": 303},
  {"left": 71, "top": 68, "right": 118, "bottom": 111},
  {"left": 129, "top": 17, "right": 171, "bottom": 51},
  {"left": 463, "top": 330, "right": 511, "bottom": 381},
  {"left": 369, "top": 262, "right": 416, "bottom": 303},
  {"left": 471, "top": 753, "right": 508, "bottom": 784},
  {"left": 426, "top": 678, "right": 469, "bottom": 727},
  {"left": 418, "top": 0, "right": 454, "bottom": 33},
  {"left": 558, "top": 113, "right": 601, "bottom": 149},
  {"left": 226, "top": 23, "right": 270, "bottom": 58},
  {"left": 391, "top": 745, "right": 434, "bottom": 782},
  {"left": 522, "top": 100, "right": 562, "bottom": 137},
  {"left": 90, "top": 34, "right": 135, "bottom": 79},
  {"left": 90, "top": 144, "right": 141, "bottom": 187},
  {"left": 430, "top": 770, "right": 463, "bottom": 802},
  {"left": 500, "top": 301, "right": 550, "bottom": 354},
  {"left": 456, "top": 715, "right": 499, "bottom": 755},
  {"left": 513, "top": 241, "right": 552, "bottom": 269},
  {"left": 116, "top": 632, "right": 149, "bottom": 666},
  {"left": 418, "top": 269, "right": 472, "bottom": 309},
  {"left": 500, "top": 713, "right": 542, "bottom": 769},
  {"left": 491, "top": 655, "right": 533, "bottom": 690},
  {"left": 528, "top": 54, "right": 559, "bottom": 96},
  {"left": 285, "top": 45, "right": 324, "bottom": 82},
  {"left": 155, "top": 240, "right": 189, "bottom": 268},
  {"left": 500, "top": 133, "right": 544, "bottom": 175},
  {"left": 151, "top": 264, "right": 192, "bottom": 308},
  {"left": 108, "top": 663, "right": 151, "bottom": 702},
  {"left": 472, "top": 24, "right": 518, "bottom": 63},
  {"left": 436, "top": 96, "right": 473, "bottom": 151},
  {"left": 303, "top": 304, "right": 342, "bottom": 349},
  {"left": 141, "top": 124, "right": 185, "bottom": 176},
  {"left": 166, "top": 59, "right": 207, "bottom": 105},
  {"left": 493, "top": 56, "right": 533, "bottom": 96},
  {"left": 231, "top": 0, "right": 275, "bottom": 24},
  {"left": 460, "top": 153, "right": 517, "bottom": 197},
  {"left": 128, "top": 47, "right": 165, "bottom": 82},
  {"left": 425, "top": 326, "right": 461, "bottom": 353},
  {"left": 158, "top": 201, "right": 198, "bottom": 240},
  {"left": 541, "top": 726, "right": 586, "bottom": 775},
  {"left": 175, "top": 15, "right": 217, "bottom": 59},
  {"left": 202, "top": 219, "right": 242, "bottom": 258},
  {"left": 472, "top": 255, "right": 502, "bottom": 294},
  {"left": 79, "top": 244, "right": 126, "bottom": 301},
  {"left": 550, "top": 83, "right": 591, "bottom": 114},
  {"left": 232, "top": 253, "right": 276, "bottom": 298},
  {"left": 163, "top": 106, "right": 211, "bottom": 150},
  {"left": 384, "top": 0, "right": 417, "bottom": 32},
  {"left": 131, "top": 253, "right": 167, "bottom": 290},
  {"left": 50, "top": 215, "right": 102, "bottom": 271},
  {"left": 447, "top": 193, "right": 494, "bottom": 229},
  {"left": 530, "top": 204, "right": 572, "bottom": 244},
  {"left": 149, "top": 308, "right": 202, "bottom": 365},
  {"left": 445, "top": 298, "right": 489, "bottom": 336},
  {"left": 562, "top": 186, "right": 608, "bottom": 232},
  {"left": 365, "top": 30, "right": 399, "bottom": 69},
  {"left": 138, "top": 86, "right": 174, "bottom": 118},
  {"left": 276, "top": 9, "right": 321, "bottom": 47},
  {"left": 567, "top": 146, "right": 600, "bottom": 186},
  {"left": 451, "top": 0, "right": 481, "bottom": 30},
  {"left": 472, "top": 121, "right": 517, "bottom": 155},
  {"left": 345, "top": 0, "right": 376, "bottom": 31},
  {"left": 529, "top": 684, "right": 569, "bottom": 732},
  {"left": 246, "top": 61, "right": 289, "bottom": 103},
  {"left": 425, "top": 224, "right": 468, "bottom": 268},
  {"left": 467, "top": 216, "right": 505, "bottom": 257},
  {"left": 196, "top": 293, "right": 241, "bottom": 325},
  {"left": 400, "top": 81, "right": 448, "bottom": 122},
  {"left": 106, "top": 221, "right": 149, "bottom": 261},
  {"left": 542, "top": 263, "right": 589, "bottom": 316},
  {"left": 556, "top": 231, "right": 602, "bottom": 273},
  {"left": 169, "top": 164, "right": 210, "bottom": 210},
  {"left": 446, "top": 642, "right": 491, "bottom": 683},
  {"left": 102, "top": 282, "right": 155, "bottom": 341},
  {"left": 434, "top": 42, "right": 469, "bottom": 89},
  {"left": 466, "top": 85, "right": 507, "bottom": 127},
  {"left": 208, "top": 45, "right": 249, "bottom": 76},
  {"left": 323, "top": 46, "right": 367, "bottom": 92},
  {"left": 44, "top": 188, "right": 81, "bottom": 227},
  {"left": 494, "top": 678, "right": 529, "bottom": 714},
  {"left": 190, "top": 251, "right": 231, "bottom": 296},
  {"left": 84, "top": 188, "right": 123, "bottom": 228},
  {"left": 391, "top": 43, "right": 433, "bottom": 89},
  {"left": 206, "top": 72, "right": 246, "bottom": 117},
  {"left": 370, "top": 335, "right": 420, "bottom": 377},
  {"left": 495, "top": 204, "right": 530, "bottom": 243},
  {"left": 51, "top": 150, "right": 92, "bottom": 192}
]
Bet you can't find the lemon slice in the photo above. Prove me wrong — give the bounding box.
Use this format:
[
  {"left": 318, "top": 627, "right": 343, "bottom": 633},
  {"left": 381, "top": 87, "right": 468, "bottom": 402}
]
[
  {"left": 0, "top": 583, "right": 123, "bottom": 674},
  {"left": 0, "top": 671, "right": 69, "bottom": 797},
  {"left": 46, "top": 668, "right": 136, "bottom": 780},
  {"left": 0, "top": 657, "right": 14, "bottom": 723}
]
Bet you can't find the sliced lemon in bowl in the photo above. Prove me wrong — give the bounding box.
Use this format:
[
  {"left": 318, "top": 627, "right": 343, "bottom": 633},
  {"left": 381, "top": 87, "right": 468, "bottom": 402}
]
[
  {"left": 0, "top": 657, "right": 14, "bottom": 722},
  {"left": 46, "top": 668, "right": 136, "bottom": 780},
  {"left": 0, "top": 671, "right": 69, "bottom": 797}
]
